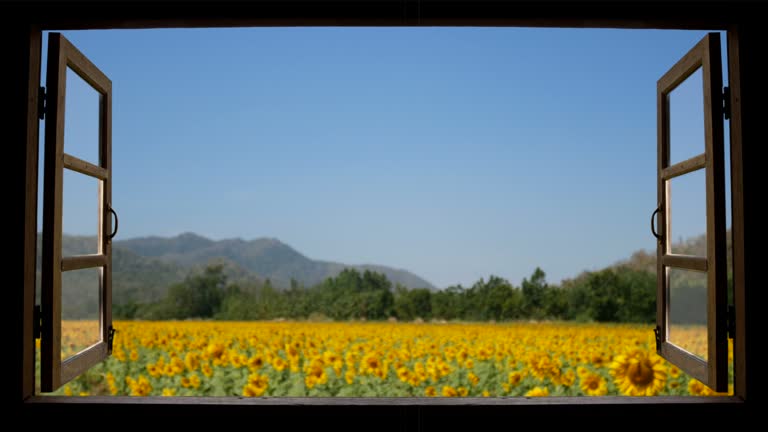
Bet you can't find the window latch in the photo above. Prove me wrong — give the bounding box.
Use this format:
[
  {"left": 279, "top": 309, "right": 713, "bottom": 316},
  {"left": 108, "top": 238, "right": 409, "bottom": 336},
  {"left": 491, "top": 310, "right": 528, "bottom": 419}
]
[
  {"left": 727, "top": 305, "right": 735, "bottom": 339},
  {"left": 33, "top": 304, "right": 41, "bottom": 340},
  {"left": 723, "top": 86, "right": 731, "bottom": 120},
  {"left": 38, "top": 86, "right": 46, "bottom": 120},
  {"left": 107, "top": 326, "right": 116, "bottom": 354},
  {"left": 654, "top": 325, "right": 661, "bottom": 352},
  {"left": 651, "top": 204, "right": 662, "bottom": 244}
]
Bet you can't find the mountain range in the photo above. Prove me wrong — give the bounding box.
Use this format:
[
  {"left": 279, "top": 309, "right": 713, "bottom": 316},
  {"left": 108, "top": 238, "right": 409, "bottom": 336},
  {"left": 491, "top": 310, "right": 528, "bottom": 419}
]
[
  {"left": 116, "top": 232, "right": 434, "bottom": 290},
  {"left": 38, "top": 233, "right": 434, "bottom": 317},
  {"left": 40, "top": 230, "right": 723, "bottom": 319}
]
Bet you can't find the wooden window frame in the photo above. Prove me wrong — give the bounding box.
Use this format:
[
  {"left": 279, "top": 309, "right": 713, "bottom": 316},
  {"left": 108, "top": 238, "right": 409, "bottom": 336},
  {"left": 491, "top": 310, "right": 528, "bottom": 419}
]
[
  {"left": 40, "top": 32, "right": 113, "bottom": 392},
  {"left": 10, "top": 1, "right": 755, "bottom": 420},
  {"left": 655, "top": 32, "right": 728, "bottom": 391}
]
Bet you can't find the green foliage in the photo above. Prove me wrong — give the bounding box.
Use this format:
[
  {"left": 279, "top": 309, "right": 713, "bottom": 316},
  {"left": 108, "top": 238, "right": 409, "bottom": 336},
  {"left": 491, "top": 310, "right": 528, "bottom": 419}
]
[
  {"left": 430, "top": 285, "right": 464, "bottom": 320},
  {"left": 394, "top": 286, "right": 432, "bottom": 320},
  {"left": 458, "top": 276, "right": 520, "bottom": 321},
  {"left": 521, "top": 267, "right": 549, "bottom": 319},
  {"left": 106, "top": 230, "right": 738, "bottom": 324},
  {"left": 562, "top": 268, "right": 655, "bottom": 323},
  {"left": 119, "top": 263, "right": 656, "bottom": 323},
  {"left": 132, "top": 265, "right": 227, "bottom": 319},
  {"left": 58, "top": 231, "right": 728, "bottom": 324}
]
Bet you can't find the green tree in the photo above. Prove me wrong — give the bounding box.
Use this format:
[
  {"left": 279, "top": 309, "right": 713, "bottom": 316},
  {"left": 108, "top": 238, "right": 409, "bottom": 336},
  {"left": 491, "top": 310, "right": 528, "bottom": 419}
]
[
  {"left": 431, "top": 285, "right": 465, "bottom": 320},
  {"left": 167, "top": 264, "right": 227, "bottom": 318},
  {"left": 543, "top": 287, "right": 569, "bottom": 319},
  {"left": 394, "top": 285, "right": 432, "bottom": 320},
  {"left": 501, "top": 288, "right": 525, "bottom": 320},
  {"left": 562, "top": 268, "right": 655, "bottom": 323},
  {"left": 615, "top": 268, "right": 655, "bottom": 322},
  {"left": 521, "top": 267, "right": 548, "bottom": 319}
]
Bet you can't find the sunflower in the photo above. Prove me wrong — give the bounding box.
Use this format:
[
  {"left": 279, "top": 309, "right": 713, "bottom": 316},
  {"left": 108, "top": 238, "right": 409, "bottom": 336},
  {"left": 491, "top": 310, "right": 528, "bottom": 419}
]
[
  {"left": 467, "top": 371, "right": 480, "bottom": 386},
  {"left": 247, "top": 354, "right": 264, "bottom": 371},
  {"left": 189, "top": 373, "right": 201, "bottom": 389},
  {"left": 580, "top": 373, "right": 608, "bottom": 396},
  {"left": 305, "top": 375, "right": 318, "bottom": 389},
  {"left": 558, "top": 369, "right": 576, "bottom": 387},
  {"left": 525, "top": 386, "right": 549, "bottom": 397},
  {"left": 126, "top": 375, "right": 152, "bottom": 396},
  {"left": 669, "top": 365, "right": 681, "bottom": 378},
  {"left": 609, "top": 349, "right": 666, "bottom": 396},
  {"left": 364, "top": 353, "right": 381, "bottom": 371},
  {"left": 442, "top": 386, "right": 458, "bottom": 397},
  {"left": 344, "top": 370, "right": 356, "bottom": 385},
  {"left": 396, "top": 367, "right": 411, "bottom": 383},
  {"left": 508, "top": 371, "right": 525, "bottom": 386},
  {"left": 688, "top": 379, "right": 714, "bottom": 396},
  {"left": 201, "top": 363, "right": 214, "bottom": 377},
  {"left": 272, "top": 357, "right": 287, "bottom": 372},
  {"left": 527, "top": 352, "right": 561, "bottom": 381},
  {"left": 243, "top": 372, "right": 269, "bottom": 396},
  {"left": 242, "top": 384, "right": 266, "bottom": 397},
  {"left": 146, "top": 364, "right": 162, "bottom": 378}
]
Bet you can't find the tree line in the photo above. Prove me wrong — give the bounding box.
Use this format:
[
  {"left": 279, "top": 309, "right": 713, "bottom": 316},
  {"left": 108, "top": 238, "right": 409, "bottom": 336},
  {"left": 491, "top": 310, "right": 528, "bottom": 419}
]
[{"left": 115, "top": 264, "right": 658, "bottom": 323}]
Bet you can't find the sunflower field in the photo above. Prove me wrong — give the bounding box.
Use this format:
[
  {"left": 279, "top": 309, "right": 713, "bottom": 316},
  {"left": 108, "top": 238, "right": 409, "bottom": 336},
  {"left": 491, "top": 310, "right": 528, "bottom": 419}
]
[{"left": 46, "top": 321, "right": 731, "bottom": 397}]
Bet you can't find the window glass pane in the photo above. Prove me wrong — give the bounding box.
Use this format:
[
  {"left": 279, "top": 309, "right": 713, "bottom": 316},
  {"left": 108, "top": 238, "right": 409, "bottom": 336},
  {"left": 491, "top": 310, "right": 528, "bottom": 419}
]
[
  {"left": 61, "top": 267, "right": 102, "bottom": 360},
  {"left": 64, "top": 67, "right": 101, "bottom": 165},
  {"left": 668, "top": 267, "right": 707, "bottom": 360},
  {"left": 63, "top": 169, "right": 101, "bottom": 255},
  {"left": 668, "top": 67, "right": 704, "bottom": 165},
  {"left": 667, "top": 169, "right": 706, "bottom": 256}
]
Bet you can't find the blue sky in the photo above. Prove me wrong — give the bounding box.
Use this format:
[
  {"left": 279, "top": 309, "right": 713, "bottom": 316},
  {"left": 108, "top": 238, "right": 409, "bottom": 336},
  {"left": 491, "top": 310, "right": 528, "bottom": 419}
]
[{"left": 40, "top": 27, "right": 730, "bottom": 288}]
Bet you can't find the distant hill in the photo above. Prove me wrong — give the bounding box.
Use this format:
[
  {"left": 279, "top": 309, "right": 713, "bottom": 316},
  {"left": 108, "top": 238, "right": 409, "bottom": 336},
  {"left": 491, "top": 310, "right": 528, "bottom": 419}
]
[
  {"left": 45, "top": 231, "right": 725, "bottom": 319},
  {"left": 560, "top": 230, "right": 731, "bottom": 315},
  {"left": 611, "top": 230, "right": 731, "bottom": 274},
  {"left": 116, "top": 233, "right": 435, "bottom": 290},
  {"left": 40, "top": 233, "right": 435, "bottom": 318},
  {"left": 36, "top": 235, "right": 187, "bottom": 318}
]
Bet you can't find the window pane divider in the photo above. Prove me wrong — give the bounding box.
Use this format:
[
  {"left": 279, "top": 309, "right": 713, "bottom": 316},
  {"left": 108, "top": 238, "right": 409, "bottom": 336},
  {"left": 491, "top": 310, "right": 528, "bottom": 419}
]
[
  {"left": 62, "top": 153, "right": 108, "bottom": 180},
  {"left": 61, "top": 254, "right": 107, "bottom": 272},
  {"left": 661, "top": 254, "right": 708, "bottom": 272},
  {"left": 662, "top": 153, "right": 706, "bottom": 180}
]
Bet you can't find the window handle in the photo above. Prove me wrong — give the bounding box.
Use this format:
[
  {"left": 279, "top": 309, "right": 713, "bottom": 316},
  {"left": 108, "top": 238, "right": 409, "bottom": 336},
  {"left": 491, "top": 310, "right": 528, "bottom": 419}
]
[
  {"left": 107, "top": 205, "right": 119, "bottom": 242},
  {"left": 651, "top": 204, "right": 662, "bottom": 243}
]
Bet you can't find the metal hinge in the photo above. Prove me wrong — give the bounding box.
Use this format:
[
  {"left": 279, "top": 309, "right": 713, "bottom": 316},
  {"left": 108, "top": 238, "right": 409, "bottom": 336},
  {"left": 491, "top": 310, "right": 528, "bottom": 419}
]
[
  {"left": 107, "top": 326, "right": 116, "bottom": 354},
  {"left": 723, "top": 86, "right": 731, "bottom": 120},
  {"left": 727, "top": 305, "right": 735, "bottom": 339},
  {"left": 38, "top": 86, "right": 46, "bottom": 120},
  {"left": 33, "top": 304, "right": 41, "bottom": 339},
  {"left": 654, "top": 325, "right": 661, "bottom": 352}
]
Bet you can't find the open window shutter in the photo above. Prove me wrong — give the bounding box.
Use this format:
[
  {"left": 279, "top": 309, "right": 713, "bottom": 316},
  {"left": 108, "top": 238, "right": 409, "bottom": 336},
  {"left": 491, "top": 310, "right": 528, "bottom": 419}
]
[
  {"left": 41, "top": 33, "right": 115, "bottom": 392},
  {"left": 654, "top": 32, "right": 728, "bottom": 392}
]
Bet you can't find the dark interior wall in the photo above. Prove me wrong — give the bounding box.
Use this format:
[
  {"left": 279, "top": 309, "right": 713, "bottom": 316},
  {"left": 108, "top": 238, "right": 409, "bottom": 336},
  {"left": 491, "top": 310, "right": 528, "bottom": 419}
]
[
  {"left": 5, "top": 0, "right": 765, "bottom": 423},
  {"left": 3, "top": 21, "right": 37, "bottom": 406},
  {"left": 732, "top": 22, "right": 766, "bottom": 407}
]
